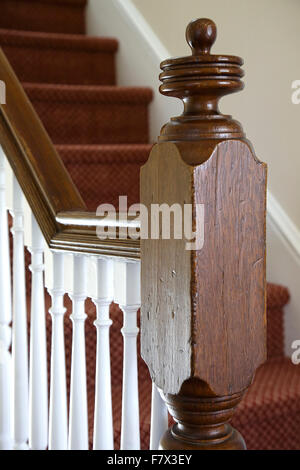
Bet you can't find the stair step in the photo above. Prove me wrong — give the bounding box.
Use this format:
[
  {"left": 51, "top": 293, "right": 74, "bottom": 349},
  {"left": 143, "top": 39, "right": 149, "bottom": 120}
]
[
  {"left": 0, "top": 29, "right": 118, "bottom": 85},
  {"left": 0, "top": 0, "right": 87, "bottom": 35},
  {"left": 23, "top": 83, "right": 153, "bottom": 145},
  {"left": 56, "top": 144, "right": 152, "bottom": 210}
]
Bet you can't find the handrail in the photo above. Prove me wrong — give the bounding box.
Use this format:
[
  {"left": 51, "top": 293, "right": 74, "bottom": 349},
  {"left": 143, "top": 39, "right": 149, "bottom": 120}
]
[
  {"left": 0, "top": 47, "right": 139, "bottom": 258},
  {"left": 56, "top": 211, "right": 140, "bottom": 228}
]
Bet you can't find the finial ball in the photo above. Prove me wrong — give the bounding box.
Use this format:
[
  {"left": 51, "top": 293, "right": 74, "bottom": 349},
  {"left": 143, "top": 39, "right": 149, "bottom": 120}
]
[{"left": 186, "top": 18, "right": 217, "bottom": 55}]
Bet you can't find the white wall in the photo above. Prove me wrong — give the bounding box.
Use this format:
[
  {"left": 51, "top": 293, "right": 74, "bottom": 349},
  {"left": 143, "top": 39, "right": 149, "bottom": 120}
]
[
  {"left": 87, "top": 0, "right": 300, "bottom": 355},
  {"left": 87, "top": 0, "right": 182, "bottom": 143},
  {"left": 131, "top": 0, "right": 300, "bottom": 233}
]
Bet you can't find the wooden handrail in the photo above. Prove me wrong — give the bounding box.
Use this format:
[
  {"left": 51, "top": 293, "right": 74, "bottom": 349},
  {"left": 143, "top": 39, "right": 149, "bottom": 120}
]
[{"left": 0, "top": 47, "right": 139, "bottom": 258}]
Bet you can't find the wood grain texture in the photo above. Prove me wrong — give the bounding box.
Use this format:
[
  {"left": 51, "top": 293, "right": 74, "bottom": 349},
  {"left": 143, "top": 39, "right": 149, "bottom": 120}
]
[
  {"left": 141, "top": 140, "right": 267, "bottom": 397},
  {"left": 141, "top": 143, "right": 193, "bottom": 393},
  {"left": 192, "top": 139, "right": 267, "bottom": 396},
  {"left": 140, "top": 17, "right": 268, "bottom": 450},
  {"left": 160, "top": 381, "right": 246, "bottom": 450}
]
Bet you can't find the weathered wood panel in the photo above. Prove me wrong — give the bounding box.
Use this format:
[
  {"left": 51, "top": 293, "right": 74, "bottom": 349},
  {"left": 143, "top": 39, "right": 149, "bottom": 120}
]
[
  {"left": 141, "top": 140, "right": 267, "bottom": 397},
  {"left": 192, "top": 140, "right": 267, "bottom": 396},
  {"left": 141, "top": 143, "right": 193, "bottom": 394}
]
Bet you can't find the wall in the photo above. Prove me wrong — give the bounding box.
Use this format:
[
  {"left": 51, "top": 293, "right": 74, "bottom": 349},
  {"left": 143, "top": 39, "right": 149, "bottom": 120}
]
[
  {"left": 131, "top": 0, "right": 300, "bottom": 234},
  {"left": 87, "top": 0, "right": 182, "bottom": 142},
  {"left": 87, "top": 0, "right": 300, "bottom": 355}
]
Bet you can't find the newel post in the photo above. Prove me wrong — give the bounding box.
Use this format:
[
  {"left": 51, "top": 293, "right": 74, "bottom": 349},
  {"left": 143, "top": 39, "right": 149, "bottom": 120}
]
[{"left": 140, "top": 19, "right": 267, "bottom": 450}]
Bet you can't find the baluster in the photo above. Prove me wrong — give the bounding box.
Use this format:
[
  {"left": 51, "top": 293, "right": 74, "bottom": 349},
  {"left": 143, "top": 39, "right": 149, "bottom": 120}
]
[
  {"left": 10, "top": 175, "right": 28, "bottom": 450},
  {"left": 90, "top": 258, "right": 114, "bottom": 450},
  {"left": 46, "top": 250, "right": 68, "bottom": 450},
  {"left": 68, "top": 254, "right": 88, "bottom": 450},
  {"left": 114, "top": 261, "right": 140, "bottom": 450},
  {"left": 0, "top": 148, "right": 12, "bottom": 450},
  {"left": 150, "top": 384, "right": 168, "bottom": 450},
  {"left": 27, "top": 215, "right": 48, "bottom": 449}
]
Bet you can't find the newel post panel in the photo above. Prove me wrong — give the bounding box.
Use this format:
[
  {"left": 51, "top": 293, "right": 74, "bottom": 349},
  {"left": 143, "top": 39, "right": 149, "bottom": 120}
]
[{"left": 140, "top": 19, "right": 267, "bottom": 450}]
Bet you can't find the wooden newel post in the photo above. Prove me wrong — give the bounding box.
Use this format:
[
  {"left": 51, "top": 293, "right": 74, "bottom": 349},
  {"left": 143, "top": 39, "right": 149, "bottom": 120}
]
[{"left": 140, "top": 18, "right": 267, "bottom": 450}]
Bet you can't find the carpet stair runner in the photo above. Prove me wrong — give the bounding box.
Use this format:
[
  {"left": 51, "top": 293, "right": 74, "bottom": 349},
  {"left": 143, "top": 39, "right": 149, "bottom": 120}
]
[
  {"left": 0, "top": 28, "right": 118, "bottom": 85},
  {"left": 0, "top": 0, "right": 87, "bottom": 35},
  {"left": 23, "top": 83, "right": 152, "bottom": 145},
  {"left": 58, "top": 144, "right": 152, "bottom": 209},
  {"left": 1, "top": 0, "right": 300, "bottom": 450}
]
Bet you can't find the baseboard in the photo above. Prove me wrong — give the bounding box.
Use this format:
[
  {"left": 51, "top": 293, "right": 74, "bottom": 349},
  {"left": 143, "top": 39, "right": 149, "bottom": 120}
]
[{"left": 87, "top": 0, "right": 300, "bottom": 355}]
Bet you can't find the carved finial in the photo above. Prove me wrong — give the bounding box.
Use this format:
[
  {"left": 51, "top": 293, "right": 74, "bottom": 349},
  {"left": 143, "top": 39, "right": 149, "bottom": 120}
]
[
  {"left": 159, "top": 18, "right": 245, "bottom": 144},
  {"left": 186, "top": 18, "right": 217, "bottom": 55}
]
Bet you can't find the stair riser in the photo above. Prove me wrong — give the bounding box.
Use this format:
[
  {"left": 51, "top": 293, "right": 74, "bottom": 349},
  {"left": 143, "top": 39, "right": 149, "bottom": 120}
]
[
  {"left": 64, "top": 160, "right": 147, "bottom": 209},
  {"left": 0, "top": 0, "right": 86, "bottom": 35},
  {"left": 2, "top": 44, "right": 116, "bottom": 85},
  {"left": 29, "top": 99, "right": 150, "bottom": 144}
]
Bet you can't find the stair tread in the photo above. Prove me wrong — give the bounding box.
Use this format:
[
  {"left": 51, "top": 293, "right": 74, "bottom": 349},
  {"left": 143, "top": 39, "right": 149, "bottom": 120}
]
[
  {"left": 234, "top": 357, "right": 300, "bottom": 419},
  {"left": 8, "top": 0, "right": 87, "bottom": 4},
  {"left": 0, "top": 0, "right": 86, "bottom": 35},
  {"left": 0, "top": 28, "right": 118, "bottom": 53},
  {"left": 1, "top": 29, "right": 117, "bottom": 86},
  {"left": 56, "top": 144, "right": 153, "bottom": 163},
  {"left": 22, "top": 83, "right": 151, "bottom": 144},
  {"left": 57, "top": 144, "right": 152, "bottom": 210},
  {"left": 23, "top": 82, "right": 153, "bottom": 104},
  {"left": 267, "top": 283, "right": 290, "bottom": 309}
]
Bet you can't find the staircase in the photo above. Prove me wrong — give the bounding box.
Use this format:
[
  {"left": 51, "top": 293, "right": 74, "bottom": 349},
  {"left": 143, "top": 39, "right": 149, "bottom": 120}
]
[
  {"left": 0, "top": 0, "right": 300, "bottom": 450},
  {"left": 0, "top": 0, "right": 152, "bottom": 211}
]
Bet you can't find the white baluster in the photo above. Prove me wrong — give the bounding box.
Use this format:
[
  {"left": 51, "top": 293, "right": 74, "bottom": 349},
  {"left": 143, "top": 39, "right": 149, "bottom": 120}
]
[
  {"left": 27, "top": 216, "right": 48, "bottom": 449},
  {"left": 0, "top": 148, "right": 12, "bottom": 450},
  {"left": 90, "top": 258, "right": 114, "bottom": 450},
  {"left": 114, "top": 261, "right": 140, "bottom": 450},
  {"left": 10, "top": 176, "right": 28, "bottom": 450},
  {"left": 47, "top": 250, "right": 68, "bottom": 450},
  {"left": 68, "top": 254, "right": 88, "bottom": 450},
  {"left": 150, "top": 383, "right": 168, "bottom": 450}
]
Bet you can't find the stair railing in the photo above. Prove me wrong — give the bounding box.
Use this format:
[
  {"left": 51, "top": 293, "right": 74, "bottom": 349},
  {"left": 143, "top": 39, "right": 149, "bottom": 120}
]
[
  {"left": 0, "top": 17, "right": 267, "bottom": 451},
  {"left": 0, "top": 43, "right": 147, "bottom": 450}
]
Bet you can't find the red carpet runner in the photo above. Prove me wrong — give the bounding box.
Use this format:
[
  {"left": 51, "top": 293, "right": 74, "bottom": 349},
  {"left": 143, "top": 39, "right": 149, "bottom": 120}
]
[{"left": 1, "top": 0, "right": 300, "bottom": 450}]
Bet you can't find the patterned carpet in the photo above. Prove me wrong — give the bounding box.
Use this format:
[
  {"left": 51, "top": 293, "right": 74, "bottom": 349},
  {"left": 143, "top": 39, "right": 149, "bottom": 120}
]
[{"left": 2, "top": 0, "right": 300, "bottom": 450}]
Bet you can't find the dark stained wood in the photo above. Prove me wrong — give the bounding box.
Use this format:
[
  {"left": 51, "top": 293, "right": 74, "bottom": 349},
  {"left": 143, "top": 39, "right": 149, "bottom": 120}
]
[
  {"left": 159, "top": 17, "right": 245, "bottom": 154},
  {"left": 192, "top": 139, "right": 266, "bottom": 396},
  {"left": 51, "top": 225, "right": 140, "bottom": 259},
  {"left": 0, "top": 46, "right": 138, "bottom": 256},
  {"left": 161, "top": 380, "right": 246, "bottom": 450},
  {"left": 141, "top": 18, "right": 267, "bottom": 450}
]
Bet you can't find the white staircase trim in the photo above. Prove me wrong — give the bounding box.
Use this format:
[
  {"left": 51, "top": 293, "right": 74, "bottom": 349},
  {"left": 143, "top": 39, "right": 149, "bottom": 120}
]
[{"left": 267, "top": 191, "right": 300, "bottom": 262}]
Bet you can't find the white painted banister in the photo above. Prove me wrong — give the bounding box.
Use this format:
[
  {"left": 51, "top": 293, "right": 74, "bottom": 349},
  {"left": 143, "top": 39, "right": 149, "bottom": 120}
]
[
  {"left": 114, "top": 261, "right": 141, "bottom": 450},
  {"left": 0, "top": 154, "right": 150, "bottom": 452},
  {"left": 27, "top": 215, "right": 48, "bottom": 450},
  {"left": 89, "top": 258, "right": 114, "bottom": 450},
  {"left": 150, "top": 383, "right": 168, "bottom": 450},
  {"left": 46, "top": 250, "right": 68, "bottom": 450},
  {"left": 68, "top": 254, "right": 89, "bottom": 450},
  {"left": 10, "top": 175, "right": 28, "bottom": 450},
  {"left": 0, "top": 148, "right": 12, "bottom": 450}
]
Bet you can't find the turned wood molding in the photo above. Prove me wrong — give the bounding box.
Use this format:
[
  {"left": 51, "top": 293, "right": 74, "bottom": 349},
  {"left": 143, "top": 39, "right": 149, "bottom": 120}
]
[
  {"left": 140, "top": 18, "right": 267, "bottom": 450},
  {"left": 0, "top": 47, "right": 139, "bottom": 258}
]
